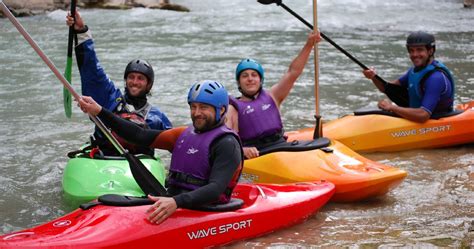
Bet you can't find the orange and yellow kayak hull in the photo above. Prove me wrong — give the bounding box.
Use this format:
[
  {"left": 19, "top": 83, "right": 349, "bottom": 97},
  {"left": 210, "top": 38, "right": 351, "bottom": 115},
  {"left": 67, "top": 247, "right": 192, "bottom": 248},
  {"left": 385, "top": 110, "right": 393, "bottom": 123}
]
[
  {"left": 287, "top": 101, "right": 474, "bottom": 152},
  {"left": 242, "top": 140, "right": 407, "bottom": 202}
]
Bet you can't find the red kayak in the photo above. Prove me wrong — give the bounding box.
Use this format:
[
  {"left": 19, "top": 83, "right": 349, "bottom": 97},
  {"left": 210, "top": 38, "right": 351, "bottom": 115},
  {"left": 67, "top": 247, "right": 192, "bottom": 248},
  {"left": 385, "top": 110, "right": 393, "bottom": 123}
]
[{"left": 1, "top": 181, "right": 335, "bottom": 248}]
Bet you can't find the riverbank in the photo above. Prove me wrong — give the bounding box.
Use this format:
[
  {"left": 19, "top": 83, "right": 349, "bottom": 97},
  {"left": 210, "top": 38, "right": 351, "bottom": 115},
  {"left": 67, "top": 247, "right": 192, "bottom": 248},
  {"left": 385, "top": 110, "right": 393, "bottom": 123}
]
[{"left": 0, "top": 0, "right": 189, "bottom": 17}]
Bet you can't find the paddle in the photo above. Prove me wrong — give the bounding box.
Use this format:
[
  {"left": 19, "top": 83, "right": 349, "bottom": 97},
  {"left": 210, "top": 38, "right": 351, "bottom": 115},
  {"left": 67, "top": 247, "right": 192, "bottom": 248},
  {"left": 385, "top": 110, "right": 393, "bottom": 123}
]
[
  {"left": 0, "top": 1, "right": 166, "bottom": 197},
  {"left": 311, "top": 0, "right": 322, "bottom": 138},
  {"left": 63, "top": 0, "right": 76, "bottom": 118},
  {"left": 257, "top": 0, "right": 409, "bottom": 107}
]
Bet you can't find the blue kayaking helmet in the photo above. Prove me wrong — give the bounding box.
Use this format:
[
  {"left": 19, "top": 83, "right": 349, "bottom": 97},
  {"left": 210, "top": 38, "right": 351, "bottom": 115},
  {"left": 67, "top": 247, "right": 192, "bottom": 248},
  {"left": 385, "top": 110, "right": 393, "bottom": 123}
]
[
  {"left": 406, "top": 31, "right": 436, "bottom": 55},
  {"left": 187, "top": 80, "right": 229, "bottom": 123},
  {"left": 235, "top": 58, "right": 264, "bottom": 85}
]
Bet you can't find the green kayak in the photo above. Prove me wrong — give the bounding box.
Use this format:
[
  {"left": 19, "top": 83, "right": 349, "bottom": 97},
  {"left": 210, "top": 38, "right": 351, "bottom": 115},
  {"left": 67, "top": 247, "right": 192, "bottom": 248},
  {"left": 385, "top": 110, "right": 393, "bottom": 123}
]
[{"left": 62, "top": 151, "right": 166, "bottom": 206}]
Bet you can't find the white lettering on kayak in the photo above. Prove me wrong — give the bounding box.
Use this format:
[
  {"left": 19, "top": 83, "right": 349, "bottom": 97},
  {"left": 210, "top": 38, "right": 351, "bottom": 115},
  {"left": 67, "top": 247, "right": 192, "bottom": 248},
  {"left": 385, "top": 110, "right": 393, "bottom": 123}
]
[
  {"left": 218, "top": 219, "right": 252, "bottom": 234},
  {"left": 419, "top": 125, "right": 451, "bottom": 135},
  {"left": 187, "top": 227, "right": 217, "bottom": 240},
  {"left": 240, "top": 172, "right": 259, "bottom": 183},
  {"left": 390, "top": 125, "right": 451, "bottom": 137},
  {"left": 390, "top": 129, "right": 417, "bottom": 137},
  {"left": 187, "top": 219, "right": 252, "bottom": 240}
]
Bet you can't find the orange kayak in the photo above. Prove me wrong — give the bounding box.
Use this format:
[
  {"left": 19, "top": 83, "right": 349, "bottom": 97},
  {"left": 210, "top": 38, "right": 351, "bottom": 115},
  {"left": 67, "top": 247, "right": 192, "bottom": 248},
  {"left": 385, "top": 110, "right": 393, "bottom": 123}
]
[
  {"left": 286, "top": 101, "right": 474, "bottom": 152},
  {"left": 241, "top": 138, "right": 407, "bottom": 202}
]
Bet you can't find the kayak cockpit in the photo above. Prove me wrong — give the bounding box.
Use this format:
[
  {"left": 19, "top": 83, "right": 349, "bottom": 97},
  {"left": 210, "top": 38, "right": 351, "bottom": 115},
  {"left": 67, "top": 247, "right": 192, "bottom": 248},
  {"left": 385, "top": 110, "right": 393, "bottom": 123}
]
[
  {"left": 258, "top": 137, "right": 331, "bottom": 156},
  {"left": 80, "top": 194, "right": 244, "bottom": 212}
]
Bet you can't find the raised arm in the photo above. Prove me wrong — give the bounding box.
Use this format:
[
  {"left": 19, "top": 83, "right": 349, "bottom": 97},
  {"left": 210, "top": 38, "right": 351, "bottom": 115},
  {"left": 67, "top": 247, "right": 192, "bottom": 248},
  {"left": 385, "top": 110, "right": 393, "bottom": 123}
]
[
  {"left": 270, "top": 31, "right": 321, "bottom": 107},
  {"left": 67, "top": 11, "right": 122, "bottom": 111}
]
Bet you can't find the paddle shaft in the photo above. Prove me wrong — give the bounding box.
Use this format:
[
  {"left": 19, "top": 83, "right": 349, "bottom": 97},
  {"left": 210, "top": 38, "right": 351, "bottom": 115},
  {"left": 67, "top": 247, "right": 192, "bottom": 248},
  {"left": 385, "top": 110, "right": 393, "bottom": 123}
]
[
  {"left": 64, "top": 0, "right": 76, "bottom": 86},
  {"left": 62, "top": 0, "right": 76, "bottom": 118},
  {"left": 67, "top": 0, "right": 76, "bottom": 59},
  {"left": 63, "top": 0, "right": 77, "bottom": 98},
  {"left": 312, "top": 0, "right": 322, "bottom": 138},
  {"left": 312, "top": 0, "right": 319, "bottom": 117},
  {"left": 0, "top": 1, "right": 124, "bottom": 154},
  {"left": 278, "top": 2, "right": 390, "bottom": 85}
]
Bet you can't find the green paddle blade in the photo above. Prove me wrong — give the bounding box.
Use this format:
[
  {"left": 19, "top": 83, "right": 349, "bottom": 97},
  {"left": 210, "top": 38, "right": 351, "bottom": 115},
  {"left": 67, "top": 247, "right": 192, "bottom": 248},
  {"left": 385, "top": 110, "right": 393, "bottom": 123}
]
[
  {"left": 63, "top": 87, "right": 72, "bottom": 118},
  {"left": 63, "top": 57, "right": 73, "bottom": 118}
]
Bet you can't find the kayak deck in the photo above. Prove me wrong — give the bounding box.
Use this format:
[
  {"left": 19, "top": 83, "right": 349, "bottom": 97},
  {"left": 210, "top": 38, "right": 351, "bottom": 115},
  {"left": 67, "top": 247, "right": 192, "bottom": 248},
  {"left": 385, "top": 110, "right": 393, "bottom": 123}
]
[
  {"left": 1, "top": 181, "right": 335, "bottom": 248},
  {"left": 62, "top": 154, "right": 166, "bottom": 206}
]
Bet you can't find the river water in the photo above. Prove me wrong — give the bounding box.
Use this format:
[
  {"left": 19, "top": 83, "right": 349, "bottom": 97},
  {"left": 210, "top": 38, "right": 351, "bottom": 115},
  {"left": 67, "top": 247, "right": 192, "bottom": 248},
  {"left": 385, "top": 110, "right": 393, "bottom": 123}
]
[{"left": 0, "top": 0, "right": 473, "bottom": 247}]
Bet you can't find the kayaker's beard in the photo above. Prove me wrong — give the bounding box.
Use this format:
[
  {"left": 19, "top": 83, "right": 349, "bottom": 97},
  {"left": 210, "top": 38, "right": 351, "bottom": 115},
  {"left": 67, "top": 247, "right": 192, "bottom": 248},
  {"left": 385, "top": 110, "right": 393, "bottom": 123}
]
[{"left": 191, "top": 114, "right": 216, "bottom": 133}]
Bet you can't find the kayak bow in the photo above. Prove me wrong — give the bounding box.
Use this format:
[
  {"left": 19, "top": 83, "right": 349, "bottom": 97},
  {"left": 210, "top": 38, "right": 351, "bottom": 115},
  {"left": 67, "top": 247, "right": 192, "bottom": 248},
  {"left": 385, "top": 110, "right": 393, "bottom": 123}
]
[
  {"left": 242, "top": 138, "right": 407, "bottom": 202},
  {"left": 62, "top": 152, "right": 166, "bottom": 206}
]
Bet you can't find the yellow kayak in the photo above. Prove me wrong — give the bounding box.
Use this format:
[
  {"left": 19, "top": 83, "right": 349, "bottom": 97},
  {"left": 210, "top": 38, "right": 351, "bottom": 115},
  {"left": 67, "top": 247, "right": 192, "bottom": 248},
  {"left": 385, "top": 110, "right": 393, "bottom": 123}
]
[
  {"left": 241, "top": 138, "right": 407, "bottom": 202},
  {"left": 286, "top": 101, "right": 474, "bottom": 152}
]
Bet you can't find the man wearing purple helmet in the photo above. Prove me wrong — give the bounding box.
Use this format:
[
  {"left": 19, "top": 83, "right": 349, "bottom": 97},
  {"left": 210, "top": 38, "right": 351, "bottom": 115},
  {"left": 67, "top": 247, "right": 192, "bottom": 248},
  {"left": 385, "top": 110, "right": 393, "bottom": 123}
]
[
  {"left": 226, "top": 32, "right": 321, "bottom": 159},
  {"left": 363, "top": 31, "right": 455, "bottom": 123},
  {"left": 78, "top": 80, "right": 243, "bottom": 225},
  {"left": 66, "top": 11, "right": 172, "bottom": 156}
]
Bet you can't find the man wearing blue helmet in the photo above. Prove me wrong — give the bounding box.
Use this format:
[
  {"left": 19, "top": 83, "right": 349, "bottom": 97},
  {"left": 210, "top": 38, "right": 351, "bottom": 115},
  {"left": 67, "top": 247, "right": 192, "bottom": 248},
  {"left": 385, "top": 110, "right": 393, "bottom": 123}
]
[
  {"left": 66, "top": 11, "right": 172, "bottom": 156},
  {"left": 226, "top": 32, "right": 321, "bottom": 159},
  {"left": 362, "top": 31, "right": 455, "bottom": 123},
  {"left": 78, "top": 80, "right": 243, "bottom": 225}
]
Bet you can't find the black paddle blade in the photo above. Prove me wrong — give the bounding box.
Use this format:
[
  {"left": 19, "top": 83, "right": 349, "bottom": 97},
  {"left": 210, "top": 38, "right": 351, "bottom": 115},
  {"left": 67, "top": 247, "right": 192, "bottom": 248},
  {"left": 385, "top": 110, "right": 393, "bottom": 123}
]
[
  {"left": 124, "top": 152, "right": 167, "bottom": 196},
  {"left": 257, "top": 0, "right": 281, "bottom": 5},
  {"left": 384, "top": 84, "right": 410, "bottom": 107}
]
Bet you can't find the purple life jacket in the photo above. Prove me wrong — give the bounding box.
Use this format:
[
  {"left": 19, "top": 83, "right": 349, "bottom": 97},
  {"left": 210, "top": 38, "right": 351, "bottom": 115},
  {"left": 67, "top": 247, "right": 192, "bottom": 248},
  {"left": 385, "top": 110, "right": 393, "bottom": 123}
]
[
  {"left": 167, "top": 125, "right": 242, "bottom": 203},
  {"left": 229, "top": 90, "right": 283, "bottom": 143}
]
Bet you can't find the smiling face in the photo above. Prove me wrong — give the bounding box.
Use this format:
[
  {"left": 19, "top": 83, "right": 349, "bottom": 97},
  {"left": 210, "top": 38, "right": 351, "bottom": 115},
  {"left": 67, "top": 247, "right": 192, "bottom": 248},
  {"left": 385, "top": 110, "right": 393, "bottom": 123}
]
[
  {"left": 238, "top": 69, "right": 261, "bottom": 96},
  {"left": 190, "top": 102, "right": 217, "bottom": 132},
  {"left": 125, "top": 72, "right": 150, "bottom": 97},
  {"left": 407, "top": 45, "right": 434, "bottom": 68}
]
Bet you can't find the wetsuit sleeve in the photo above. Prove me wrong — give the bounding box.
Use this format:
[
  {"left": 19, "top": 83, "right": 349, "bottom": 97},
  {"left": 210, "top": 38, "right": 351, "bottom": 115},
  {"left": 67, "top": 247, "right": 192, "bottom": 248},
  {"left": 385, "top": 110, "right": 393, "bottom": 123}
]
[
  {"left": 150, "top": 126, "right": 187, "bottom": 151},
  {"left": 172, "top": 134, "right": 242, "bottom": 209},
  {"left": 75, "top": 30, "right": 122, "bottom": 111},
  {"left": 97, "top": 109, "right": 162, "bottom": 147},
  {"left": 97, "top": 108, "right": 184, "bottom": 151},
  {"left": 420, "top": 71, "right": 449, "bottom": 114}
]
